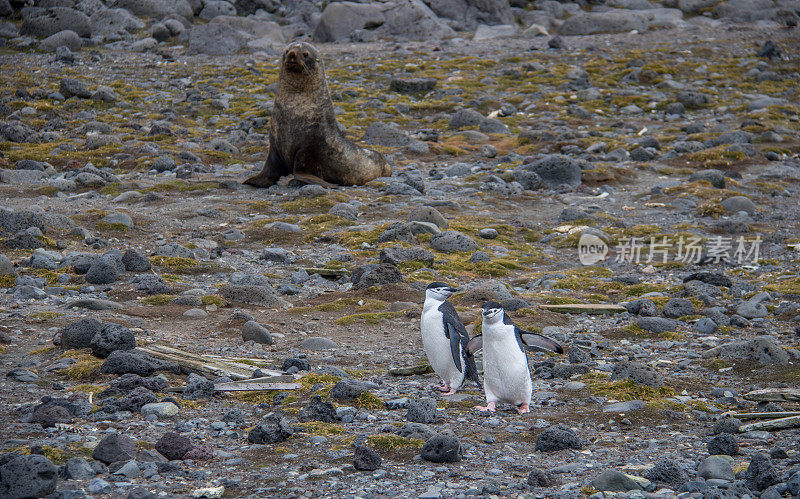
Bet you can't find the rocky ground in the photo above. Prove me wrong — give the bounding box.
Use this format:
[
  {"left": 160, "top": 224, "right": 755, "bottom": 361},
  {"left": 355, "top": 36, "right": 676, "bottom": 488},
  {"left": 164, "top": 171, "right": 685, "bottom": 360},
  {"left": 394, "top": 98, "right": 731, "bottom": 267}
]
[{"left": 2, "top": 0, "right": 800, "bottom": 498}]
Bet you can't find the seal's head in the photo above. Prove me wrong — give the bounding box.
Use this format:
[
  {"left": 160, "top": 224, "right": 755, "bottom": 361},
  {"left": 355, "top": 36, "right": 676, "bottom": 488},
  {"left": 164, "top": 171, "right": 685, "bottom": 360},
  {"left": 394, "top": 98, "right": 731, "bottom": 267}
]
[{"left": 281, "top": 42, "right": 320, "bottom": 77}]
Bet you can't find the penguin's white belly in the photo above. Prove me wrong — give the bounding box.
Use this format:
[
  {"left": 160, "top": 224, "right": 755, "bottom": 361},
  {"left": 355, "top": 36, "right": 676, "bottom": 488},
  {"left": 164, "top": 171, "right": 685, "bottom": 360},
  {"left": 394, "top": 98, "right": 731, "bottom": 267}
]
[
  {"left": 421, "top": 308, "right": 463, "bottom": 385},
  {"left": 483, "top": 335, "right": 532, "bottom": 405}
]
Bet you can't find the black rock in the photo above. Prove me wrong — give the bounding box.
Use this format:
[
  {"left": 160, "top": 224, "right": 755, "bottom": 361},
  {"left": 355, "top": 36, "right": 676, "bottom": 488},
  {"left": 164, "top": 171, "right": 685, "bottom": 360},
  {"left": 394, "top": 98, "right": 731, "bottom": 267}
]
[
  {"left": 379, "top": 246, "right": 435, "bottom": 266},
  {"left": 183, "top": 373, "right": 214, "bottom": 400},
  {"left": 406, "top": 397, "right": 436, "bottom": 424},
  {"left": 0, "top": 454, "right": 58, "bottom": 498},
  {"left": 117, "top": 386, "right": 157, "bottom": 413},
  {"left": 298, "top": 395, "right": 337, "bottom": 423},
  {"left": 535, "top": 424, "right": 582, "bottom": 452},
  {"left": 281, "top": 358, "right": 311, "bottom": 372},
  {"left": 683, "top": 271, "right": 732, "bottom": 288},
  {"left": 713, "top": 417, "right": 742, "bottom": 434},
  {"left": 121, "top": 249, "right": 151, "bottom": 272},
  {"left": 329, "top": 380, "right": 366, "bottom": 400},
  {"left": 744, "top": 453, "right": 779, "bottom": 491},
  {"left": 611, "top": 361, "right": 662, "bottom": 387},
  {"left": 389, "top": 77, "right": 437, "bottom": 94},
  {"left": 352, "top": 263, "right": 402, "bottom": 290},
  {"left": 757, "top": 40, "right": 781, "bottom": 60},
  {"left": 708, "top": 433, "right": 739, "bottom": 456},
  {"left": 59, "top": 318, "right": 103, "bottom": 350},
  {"left": 643, "top": 458, "right": 688, "bottom": 487},
  {"left": 662, "top": 297, "right": 695, "bottom": 318},
  {"left": 527, "top": 468, "right": 556, "bottom": 487},
  {"left": 127, "top": 487, "right": 158, "bottom": 499},
  {"left": 92, "top": 434, "right": 136, "bottom": 464},
  {"left": 90, "top": 323, "right": 135, "bottom": 358},
  {"left": 62, "top": 457, "right": 95, "bottom": 481},
  {"left": 247, "top": 415, "right": 293, "bottom": 444},
  {"left": 222, "top": 409, "right": 246, "bottom": 424},
  {"left": 421, "top": 434, "right": 462, "bottom": 463},
  {"left": 85, "top": 258, "right": 118, "bottom": 285},
  {"left": 353, "top": 445, "right": 382, "bottom": 471},
  {"left": 155, "top": 432, "right": 192, "bottom": 461},
  {"left": 31, "top": 404, "right": 71, "bottom": 428},
  {"left": 59, "top": 78, "right": 91, "bottom": 99}
]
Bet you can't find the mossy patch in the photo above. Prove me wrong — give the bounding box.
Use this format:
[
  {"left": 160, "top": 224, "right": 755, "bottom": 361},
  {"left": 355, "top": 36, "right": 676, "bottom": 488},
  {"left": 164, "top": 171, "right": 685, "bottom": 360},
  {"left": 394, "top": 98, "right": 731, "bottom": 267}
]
[
  {"left": 0, "top": 274, "right": 16, "bottom": 287},
  {"left": 765, "top": 277, "right": 800, "bottom": 295},
  {"left": 334, "top": 311, "right": 405, "bottom": 325},
  {"left": 365, "top": 434, "right": 424, "bottom": 451},
  {"left": 583, "top": 373, "right": 674, "bottom": 401},
  {"left": 353, "top": 391, "right": 384, "bottom": 410},
  {"left": 201, "top": 295, "right": 227, "bottom": 307},
  {"left": 149, "top": 256, "right": 197, "bottom": 271},
  {"left": 27, "top": 311, "right": 64, "bottom": 322},
  {"left": 140, "top": 294, "right": 178, "bottom": 306},
  {"left": 62, "top": 352, "right": 103, "bottom": 380},
  {"left": 296, "top": 421, "right": 346, "bottom": 435}
]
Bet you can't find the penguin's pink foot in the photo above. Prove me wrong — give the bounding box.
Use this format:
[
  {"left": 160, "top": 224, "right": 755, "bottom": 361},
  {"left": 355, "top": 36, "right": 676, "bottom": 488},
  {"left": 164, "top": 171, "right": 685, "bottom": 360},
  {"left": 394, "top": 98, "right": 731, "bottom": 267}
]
[
  {"left": 517, "top": 403, "right": 530, "bottom": 414},
  {"left": 436, "top": 383, "right": 451, "bottom": 393},
  {"left": 442, "top": 388, "right": 458, "bottom": 396},
  {"left": 474, "top": 402, "right": 496, "bottom": 412}
]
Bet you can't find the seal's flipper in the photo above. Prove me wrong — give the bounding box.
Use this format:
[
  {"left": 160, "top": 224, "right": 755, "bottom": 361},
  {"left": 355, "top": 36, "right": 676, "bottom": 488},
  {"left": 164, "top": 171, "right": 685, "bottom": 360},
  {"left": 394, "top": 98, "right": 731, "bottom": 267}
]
[
  {"left": 291, "top": 173, "right": 337, "bottom": 189},
  {"left": 243, "top": 143, "right": 287, "bottom": 188}
]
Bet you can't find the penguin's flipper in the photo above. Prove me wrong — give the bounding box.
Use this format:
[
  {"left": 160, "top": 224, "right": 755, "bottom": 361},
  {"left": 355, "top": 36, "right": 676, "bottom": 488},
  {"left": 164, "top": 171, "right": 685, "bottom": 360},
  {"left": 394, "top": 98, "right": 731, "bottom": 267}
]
[
  {"left": 516, "top": 328, "right": 564, "bottom": 354},
  {"left": 444, "top": 322, "right": 463, "bottom": 373},
  {"left": 466, "top": 334, "right": 483, "bottom": 354},
  {"left": 439, "top": 301, "right": 468, "bottom": 373}
]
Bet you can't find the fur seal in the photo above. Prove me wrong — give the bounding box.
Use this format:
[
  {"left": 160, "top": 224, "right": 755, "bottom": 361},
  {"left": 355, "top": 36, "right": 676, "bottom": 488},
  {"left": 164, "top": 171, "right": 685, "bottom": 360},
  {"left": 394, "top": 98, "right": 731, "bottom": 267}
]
[{"left": 244, "top": 42, "right": 391, "bottom": 188}]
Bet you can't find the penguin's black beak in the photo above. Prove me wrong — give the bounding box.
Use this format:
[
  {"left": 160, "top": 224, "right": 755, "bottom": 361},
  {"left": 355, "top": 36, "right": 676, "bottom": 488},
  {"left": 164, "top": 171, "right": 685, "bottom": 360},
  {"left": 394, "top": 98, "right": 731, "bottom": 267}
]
[{"left": 445, "top": 287, "right": 459, "bottom": 293}]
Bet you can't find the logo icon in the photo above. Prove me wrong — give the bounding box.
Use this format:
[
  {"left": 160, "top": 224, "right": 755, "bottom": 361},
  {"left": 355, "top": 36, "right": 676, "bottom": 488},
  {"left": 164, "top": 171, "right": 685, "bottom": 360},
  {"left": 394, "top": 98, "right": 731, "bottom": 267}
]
[{"left": 578, "top": 234, "right": 608, "bottom": 265}]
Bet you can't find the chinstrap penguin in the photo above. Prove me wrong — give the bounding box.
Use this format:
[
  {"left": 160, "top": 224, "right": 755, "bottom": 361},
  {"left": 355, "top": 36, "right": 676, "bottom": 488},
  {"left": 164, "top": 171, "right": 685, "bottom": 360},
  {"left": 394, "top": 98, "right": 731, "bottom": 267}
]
[
  {"left": 420, "top": 282, "right": 480, "bottom": 395},
  {"left": 469, "top": 301, "right": 563, "bottom": 414}
]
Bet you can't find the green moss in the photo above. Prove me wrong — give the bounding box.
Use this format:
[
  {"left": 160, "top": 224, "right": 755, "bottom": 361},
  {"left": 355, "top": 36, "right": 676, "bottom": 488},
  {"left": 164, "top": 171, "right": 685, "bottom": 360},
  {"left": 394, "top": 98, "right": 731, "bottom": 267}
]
[
  {"left": 280, "top": 193, "right": 348, "bottom": 214},
  {"left": 140, "top": 294, "right": 178, "bottom": 306},
  {"left": 353, "top": 391, "right": 384, "bottom": 410},
  {"left": 71, "top": 384, "right": 107, "bottom": 394},
  {"left": 30, "top": 345, "right": 58, "bottom": 355},
  {"left": 583, "top": 373, "right": 674, "bottom": 401},
  {"left": 0, "top": 274, "right": 16, "bottom": 287},
  {"left": 686, "top": 146, "right": 747, "bottom": 167},
  {"left": 149, "top": 256, "right": 197, "bottom": 271},
  {"left": 63, "top": 353, "right": 103, "bottom": 380},
  {"left": 297, "top": 421, "right": 346, "bottom": 435},
  {"left": 142, "top": 180, "right": 217, "bottom": 193},
  {"left": 229, "top": 390, "right": 280, "bottom": 404},
  {"left": 28, "top": 311, "right": 63, "bottom": 321},
  {"left": 334, "top": 311, "right": 404, "bottom": 325},
  {"left": 765, "top": 277, "right": 800, "bottom": 295},
  {"left": 201, "top": 295, "right": 226, "bottom": 307},
  {"left": 366, "top": 434, "right": 424, "bottom": 451},
  {"left": 697, "top": 200, "right": 724, "bottom": 218},
  {"left": 96, "top": 221, "right": 128, "bottom": 232}
]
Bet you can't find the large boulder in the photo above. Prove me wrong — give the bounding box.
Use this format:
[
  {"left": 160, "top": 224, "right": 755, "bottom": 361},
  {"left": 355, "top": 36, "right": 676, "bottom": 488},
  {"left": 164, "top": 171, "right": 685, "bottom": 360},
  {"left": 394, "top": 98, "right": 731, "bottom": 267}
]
[
  {"left": 0, "top": 454, "right": 58, "bottom": 499},
  {"left": 312, "top": 1, "right": 386, "bottom": 42},
  {"left": 422, "top": 0, "right": 513, "bottom": 30},
  {"left": 39, "top": 29, "right": 82, "bottom": 52},
  {"left": 558, "top": 8, "right": 684, "bottom": 35},
  {"left": 114, "top": 0, "right": 193, "bottom": 20},
  {"left": 375, "top": 0, "right": 455, "bottom": 40},
  {"left": 20, "top": 7, "right": 91, "bottom": 38},
  {"left": 187, "top": 15, "right": 285, "bottom": 55},
  {"left": 90, "top": 9, "right": 145, "bottom": 39},
  {"left": 519, "top": 155, "right": 582, "bottom": 188}
]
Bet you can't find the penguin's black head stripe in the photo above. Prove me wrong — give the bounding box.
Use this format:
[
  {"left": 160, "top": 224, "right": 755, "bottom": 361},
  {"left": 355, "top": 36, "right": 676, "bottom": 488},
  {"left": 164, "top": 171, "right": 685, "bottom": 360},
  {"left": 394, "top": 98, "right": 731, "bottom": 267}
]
[
  {"left": 482, "top": 301, "right": 503, "bottom": 311},
  {"left": 427, "top": 281, "right": 450, "bottom": 290}
]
